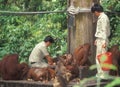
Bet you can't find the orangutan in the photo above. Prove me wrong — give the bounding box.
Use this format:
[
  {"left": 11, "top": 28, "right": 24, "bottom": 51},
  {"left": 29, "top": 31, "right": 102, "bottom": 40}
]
[
  {"left": 73, "top": 43, "right": 91, "bottom": 66},
  {"left": 108, "top": 45, "right": 120, "bottom": 76},
  {"left": 0, "top": 54, "right": 29, "bottom": 80},
  {"left": 27, "top": 67, "right": 55, "bottom": 82}
]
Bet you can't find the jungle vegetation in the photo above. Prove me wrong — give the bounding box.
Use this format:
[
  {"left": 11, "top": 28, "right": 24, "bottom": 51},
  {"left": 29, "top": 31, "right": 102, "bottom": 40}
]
[{"left": 0, "top": 0, "right": 67, "bottom": 62}]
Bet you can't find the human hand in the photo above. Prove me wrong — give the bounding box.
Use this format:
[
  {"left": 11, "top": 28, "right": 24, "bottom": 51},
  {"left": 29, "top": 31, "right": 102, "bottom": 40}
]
[
  {"left": 48, "top": 59, "right": 53, "bottom": 65},
  {"left": 102, "top": 43, "right": 106, "bottom": 48},
  {"left": 46, "top": 55, "right": 54, "bottom": 65}
]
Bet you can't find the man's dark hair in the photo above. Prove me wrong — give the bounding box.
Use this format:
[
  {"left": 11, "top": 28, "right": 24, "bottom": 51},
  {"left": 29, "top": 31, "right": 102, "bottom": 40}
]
[
  {"left": 44, "top": 36, "right": 54, "bottom": 43},
  {"left": 91, "top": 4, "right": 104, "bottom": 13}
]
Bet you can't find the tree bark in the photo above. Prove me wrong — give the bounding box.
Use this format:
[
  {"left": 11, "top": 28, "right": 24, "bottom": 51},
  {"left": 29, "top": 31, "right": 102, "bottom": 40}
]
[{"left": 67, "top": 0, "right": 99, "bottom": 64}]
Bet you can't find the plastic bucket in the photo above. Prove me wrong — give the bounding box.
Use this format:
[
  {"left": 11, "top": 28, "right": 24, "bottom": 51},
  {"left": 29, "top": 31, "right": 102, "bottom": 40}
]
[{"left": 97, "top": 52, "right": 112, "bottom": 71}]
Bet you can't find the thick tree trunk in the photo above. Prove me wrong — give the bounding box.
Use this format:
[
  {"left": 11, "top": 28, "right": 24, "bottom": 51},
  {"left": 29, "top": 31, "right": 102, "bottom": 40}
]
[{"left": 67, "top": 0, "right": 98, "bottom": 64}]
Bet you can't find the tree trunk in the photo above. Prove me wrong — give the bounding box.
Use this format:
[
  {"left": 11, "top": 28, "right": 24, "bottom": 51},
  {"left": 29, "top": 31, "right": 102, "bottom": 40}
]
[{"left": 67, "top": 0, "right": 98, "bottom": 64}]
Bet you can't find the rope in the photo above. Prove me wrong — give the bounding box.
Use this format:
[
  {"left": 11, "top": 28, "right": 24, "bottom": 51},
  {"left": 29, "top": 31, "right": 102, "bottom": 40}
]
[
  {"left": 0, "top": 10, "right": 119, "bottom": 16},
  {"left": 0, "top": 10, "right": 66, "bottom": 15}
]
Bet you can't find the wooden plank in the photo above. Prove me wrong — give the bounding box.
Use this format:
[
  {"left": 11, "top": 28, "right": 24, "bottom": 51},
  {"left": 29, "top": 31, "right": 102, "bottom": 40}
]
[
  {"left": 0, "top": 80, "right": 53, "bottom": 87},
  {"left": 0, "top": 79, "right": 109, "bottom": 87}
]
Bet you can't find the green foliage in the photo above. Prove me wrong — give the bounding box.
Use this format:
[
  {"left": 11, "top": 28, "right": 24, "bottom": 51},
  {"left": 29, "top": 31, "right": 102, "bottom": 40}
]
[
  {"left": 101, "top": 0, "right": 120, "bottom": 11},
  {"left": 105, "top": 77, "right": 120, "bottom": 87},
  {"left": 0, "top": 0, "right": 67, "bottom": 63}
]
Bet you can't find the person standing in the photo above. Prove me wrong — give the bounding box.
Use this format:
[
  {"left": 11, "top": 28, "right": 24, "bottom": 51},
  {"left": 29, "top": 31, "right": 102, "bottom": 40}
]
[
  {"left": 91, "top": 4, "right": 111, "bottom": 78},
  {"left": 29, "top": 36, "right": 54, "bottom": 68}
]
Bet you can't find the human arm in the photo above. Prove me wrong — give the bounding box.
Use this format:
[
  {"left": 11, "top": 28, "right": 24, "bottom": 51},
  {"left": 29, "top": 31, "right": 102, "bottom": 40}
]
[{"left": 45, "top": 55, "right": 53, "bottom": 65}]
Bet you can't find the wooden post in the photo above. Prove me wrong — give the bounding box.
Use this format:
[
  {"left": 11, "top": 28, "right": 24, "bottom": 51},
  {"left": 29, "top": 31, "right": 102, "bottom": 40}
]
[{"left": 67, "top": 0, "right": 99, "bottom": 64}]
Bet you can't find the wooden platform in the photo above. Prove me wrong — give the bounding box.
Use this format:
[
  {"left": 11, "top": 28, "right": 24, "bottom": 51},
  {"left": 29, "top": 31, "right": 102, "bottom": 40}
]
[
  {"left": 0, "top": 78, "right": 109, "bottom": 87},
  {"left": 0, "top": 67, "right": 99, "bottom": 87},
  {"left": 0, "top": 80, "right": 53, "bottom": 87},
  {"left": 0, "top": 67, "right": 109, "bottom": 87}
]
